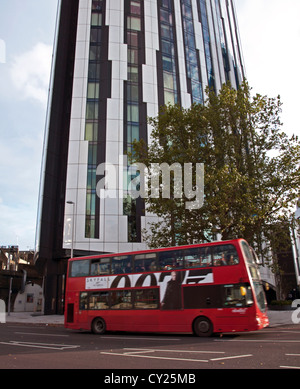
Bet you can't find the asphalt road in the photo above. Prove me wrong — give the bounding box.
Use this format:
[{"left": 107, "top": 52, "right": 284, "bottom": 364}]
[{"left": 1, "top": 322, "right": 300, "bottom": 371}]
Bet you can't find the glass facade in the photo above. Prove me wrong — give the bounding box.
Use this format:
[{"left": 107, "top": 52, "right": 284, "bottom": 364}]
[
  {"left": 85, "top": 0, "right": 105, "bottom": 239},
  {"left": 181, "top": 0, "right": 203, "bottom": 104},
  {"left": 198, "top": 0, "right": 215, "bottom": 91},
  {"left": 123, "top": 0, "right": 145, "bottom": 242},
  {"left": 158, "top": 0, "right": 179, "bottom": 106}
]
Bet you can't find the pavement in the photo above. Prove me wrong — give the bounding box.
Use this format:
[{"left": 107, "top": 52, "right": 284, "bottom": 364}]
[
  {"left": 2, "top": 309, "right": 296, "bottom": 327},
  {"left": 5, "top": 312, "right": 64, "bottom": 325},
  {"left": 266, "top": 309, "right": 296, "bottom": 327}
]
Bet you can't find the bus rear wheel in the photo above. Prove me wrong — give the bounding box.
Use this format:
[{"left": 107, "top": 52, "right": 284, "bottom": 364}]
[
  {"left": 91, "top": 317, "right": 106, "bottom": 335},
  {"left": 193, "top": 316, "right": 213, "bottom": 337}
]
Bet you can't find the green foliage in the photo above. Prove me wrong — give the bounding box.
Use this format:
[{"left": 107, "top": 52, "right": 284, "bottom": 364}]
[
  {"left": 270, "top": 300, "right": 292, "bottom": 306},
  {"left": 131, "top": 82, "right": 300, "bottom": 261}
]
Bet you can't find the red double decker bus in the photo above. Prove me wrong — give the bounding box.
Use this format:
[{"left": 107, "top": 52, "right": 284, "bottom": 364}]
[{"left": 64, "top": 239, "right": 269, "bottom": 336}]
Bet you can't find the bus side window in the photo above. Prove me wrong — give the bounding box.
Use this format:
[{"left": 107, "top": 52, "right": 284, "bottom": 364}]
[
  {"left": 111, "top": 290, "right": 132, "bottom": 309},
  {"left": 184, "top": 248, "right": 200, "bottom": 268},
  {"left": 91, "top": 258, "right": 111, "bottom": 275},
  {"left": 89, "top": 291, "right": 109, "bottom": 310},
  {"left": 70, "top": 260, "right": 90, "bottom": 277},
  {"left": 184, "top": 247, "right": 212, "bottom": 268},
  {"left": 134, "top": 289, "right": 159, "bottom": 309},
  {"left": 111, "top": 255, "right": 132, "bottom": 274},
  {"left": 212, "top": 245, "right": 239, "bottom": 266},
  {"left": 80, "top": 292, "right": 88, "bottom": 310},
  {"left": 158, "top": 250, "right": 183, "bottom": 270},
  {"left": 134, "top": 253, "right": 158, "bottom": 272},
  {"left": 199, "top": 247, "right": 212, "bottom": 266}
]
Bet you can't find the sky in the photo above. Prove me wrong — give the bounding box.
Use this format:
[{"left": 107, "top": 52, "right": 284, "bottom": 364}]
[{"left": 0, "top": 0, "right": 299, "bottom": 250}]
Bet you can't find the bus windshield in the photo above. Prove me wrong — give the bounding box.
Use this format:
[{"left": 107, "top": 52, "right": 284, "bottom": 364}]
[
  {"left": 241, "top": 241, "right": 256, "bottom": 264},
  {"left": 253, "top": 281, "right": 267, "bottom": 313},
  {"left": 241, "top": 241, "right": 266, "bottom": 313}
]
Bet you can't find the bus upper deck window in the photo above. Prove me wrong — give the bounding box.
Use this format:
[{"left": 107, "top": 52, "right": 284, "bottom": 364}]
[
  {"left": 134, "top": 253, "right": 157, "bottom": 272},
  {"left": 158, "top": 250, "right": 184, "bottom": 270},
  {"left": 91, "top": 258, "right": 111, "bottom": 275},
  {"left": 111, "top": 255, "right": 132, "bottom": 274},
  {"left": 70, "top": 260, "right": 90, "bottom": 277},
  {"left": 212, "top": 245, "right": 239, "bottom": 266},
  {"left": 184, "top": 247, "right": 212, "bottom": 268}
]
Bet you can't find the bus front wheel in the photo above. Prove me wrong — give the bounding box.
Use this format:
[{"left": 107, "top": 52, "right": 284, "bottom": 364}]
[
  {"left": 91, "top": 317, "right": 106, "bottom": 335},
  {"left": 193, "top": 316, "right": 213, "bottom": 337}
]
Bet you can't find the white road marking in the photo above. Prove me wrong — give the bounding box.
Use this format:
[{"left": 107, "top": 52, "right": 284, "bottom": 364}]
[
  {"left": 215, "top": 339, "right": 300, "bottom": 343},
  {"left": 14, "top": 331, "right": 69, "bottom": 337},
  {"left": 100, "top": 351, "right": 209, "bottom": 363},
  {"left": 124, "top": 348, "right": 225, "bottom": 354},
  {"left": 101, "top": 348, "right": 252, "bottom": 364},
  {"left": 124, "top": 349, "right": 156, "bottom": 355},
  {"left": 210, "top": 354, "right": 253, "bottom": 361},
  {"left": 0, "top": 341, "right": 80, "bottom": 350}
]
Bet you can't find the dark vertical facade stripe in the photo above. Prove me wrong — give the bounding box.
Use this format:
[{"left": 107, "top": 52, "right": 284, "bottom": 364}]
[
  {"left": 157, "top": 0, "right": 181, "bottom": 108},
  {"left": 197, "top": 0, "right": 216, "bottom": 91},
  {"left": 85, "top": 0, "right": 111, "bottom": 239},
  {"left": 35, "top": 0, "right": 80, "bottom": 314},
  {"left": 180, "top": 0, "right": 204, "bottom": 104},
  {"left": 214, "top": 0, "right": 230, "bottom": 82},
  {"left": 124, "top": 0, "right": 146, "bottom": 243},
  {"left": 225, "top": 0, "right": 239, "bottom": 87},
  {"left": 136, "top": 0, "right": 147, "bottom": 243}
]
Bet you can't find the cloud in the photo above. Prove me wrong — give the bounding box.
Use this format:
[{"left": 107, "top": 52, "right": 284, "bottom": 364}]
[{"left": 10, "top": 43, "right": 52, "bottom": 106}]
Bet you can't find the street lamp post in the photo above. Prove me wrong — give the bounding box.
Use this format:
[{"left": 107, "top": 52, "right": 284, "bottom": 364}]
[{"left": 66, "top": 201, "right": 75, "bottom": 258}]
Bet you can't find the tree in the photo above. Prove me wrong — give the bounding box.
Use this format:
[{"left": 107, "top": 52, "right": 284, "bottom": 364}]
[{"left": 131, "top": 82, "right": 300, "bottom": 260}]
